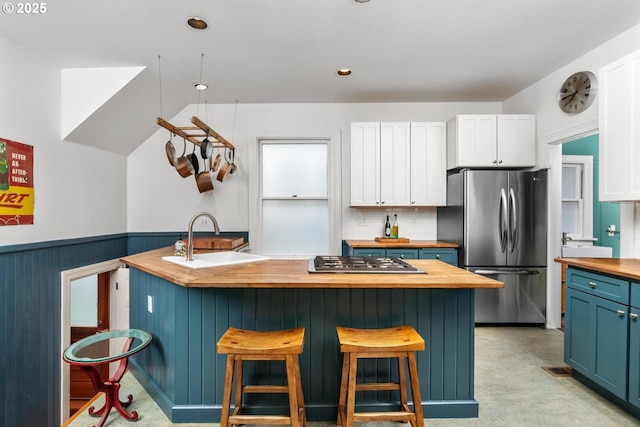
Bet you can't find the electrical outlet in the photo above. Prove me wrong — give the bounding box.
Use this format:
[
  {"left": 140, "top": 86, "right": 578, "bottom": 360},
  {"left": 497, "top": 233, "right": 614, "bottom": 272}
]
[
  {"left": 357, "top": 216, "right": 367, "bottom": 226},
  {"left": 200, "top": 218, "right": 209, "bottom": 227},
  {"left": 147, "top": 295, "right": 153, "bottom": 313},
  {"left": 411, "top": 217, "right": 417, "bottom": 226}
]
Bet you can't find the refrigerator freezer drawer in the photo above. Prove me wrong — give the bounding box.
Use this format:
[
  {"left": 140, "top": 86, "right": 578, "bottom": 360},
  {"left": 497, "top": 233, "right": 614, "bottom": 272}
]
[{"left": 471, "top": 267, "right": 546, "bottom": 324}]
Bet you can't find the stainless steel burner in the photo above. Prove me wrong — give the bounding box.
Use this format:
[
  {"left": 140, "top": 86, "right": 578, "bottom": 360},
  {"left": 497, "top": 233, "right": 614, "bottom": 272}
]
[{"left": 308, "top": 256, "right": 424, "bottom": 273}]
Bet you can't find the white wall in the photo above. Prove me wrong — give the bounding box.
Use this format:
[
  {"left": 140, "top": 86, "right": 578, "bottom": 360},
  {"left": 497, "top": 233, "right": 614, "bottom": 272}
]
[
  {"left": 503, "top": 22, "right": 640, "bottom": 328},
  {"left": 0, "top": 35, "right": 127, "bottom": 246},
  {"left": 127, "top": 101, "right": 502, "bottom": 237}
]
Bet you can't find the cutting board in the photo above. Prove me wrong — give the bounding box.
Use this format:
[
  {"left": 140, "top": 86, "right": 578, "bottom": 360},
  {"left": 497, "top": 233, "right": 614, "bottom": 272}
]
[
  {"left": 375, "top": 237, "right": 410, "bottom": 243},
  {"left": 187, "top": 236, "right": 245, "bottom": 249}
]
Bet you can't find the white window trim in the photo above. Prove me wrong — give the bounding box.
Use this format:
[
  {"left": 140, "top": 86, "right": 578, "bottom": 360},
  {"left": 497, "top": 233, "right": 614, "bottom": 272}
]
[
  {"left": 562, "top": 155, "right": 594, "bottom": 240},
  {"left": 248, "top": 130, "right": 342, "bottom": 256}
]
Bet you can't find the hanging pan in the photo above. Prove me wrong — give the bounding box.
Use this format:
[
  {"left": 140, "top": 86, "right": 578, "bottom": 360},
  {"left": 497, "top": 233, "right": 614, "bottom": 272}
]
[
  {"left": 196, "top": 157, "right": 215, "bottom": 193},
  {"left": 165, "top": 133, "right": 177, "bottom": 166},
  {"left": 175, "top": 138, "right": 195, "bottom": 177}
]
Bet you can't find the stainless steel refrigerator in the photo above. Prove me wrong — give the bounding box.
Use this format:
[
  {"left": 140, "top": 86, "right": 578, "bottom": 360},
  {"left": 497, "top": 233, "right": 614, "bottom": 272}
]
[{"left": 437, "top": 169, "right": 547, "bottom": 324}]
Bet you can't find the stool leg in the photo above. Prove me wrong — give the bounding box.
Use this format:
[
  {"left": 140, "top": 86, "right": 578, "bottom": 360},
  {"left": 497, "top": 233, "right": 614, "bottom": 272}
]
[
  {"left": 220, "top": 355, "right": 235, "bottom": 427},
  {"left": 293, "top": 356, "right": 306, "bottom": 427},
  {"left": 337, "top": 353, "right": 349, "bottom": 426},
  {"left": 285, "top": 354, "right": 301, "bottom": 427},
  {"left": 397, "top": 354, "right": 409, "bottom": 413},
  {"left": 407, "top": 352, "right": 424, "bottom": 427},
  {"left": 345, "top": 352, "right": 358, "bottom": 427},
  {"left": 233, "top": 359, "right": 244, "bottom": 419}
]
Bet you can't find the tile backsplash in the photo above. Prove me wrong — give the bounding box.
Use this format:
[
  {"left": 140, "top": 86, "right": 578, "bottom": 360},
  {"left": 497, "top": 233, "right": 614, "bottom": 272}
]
[{"left": 342, "top": 206, "right": 438, "bottom": 240}]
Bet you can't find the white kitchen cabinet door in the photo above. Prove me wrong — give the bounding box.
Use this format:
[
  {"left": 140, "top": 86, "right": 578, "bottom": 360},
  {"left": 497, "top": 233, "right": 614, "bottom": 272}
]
[
  {"left": 599, "top": 49, "right": 640, "bottom": 201},
  {"left": 496, "top": 114, "right": 536, "bottom": 167},
  {"left": 447, "top": 115, "right": 497, "bottom": 169},
  {"left": 410, "top": 122, "right": 446, "bottom": 206},
  {"left": 447, "top": 114, "right": 535, "bottom": 169},
  {"left": 350, "top": 122, "right": 380, "bottom": 206},
  {"left": 379, "top": 123, "right": 411, "bottom": 206}
]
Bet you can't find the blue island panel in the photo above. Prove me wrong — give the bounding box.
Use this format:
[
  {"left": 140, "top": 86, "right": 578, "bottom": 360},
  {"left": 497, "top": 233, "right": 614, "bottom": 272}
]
[{"left": 128, "top": 268, "right": 477, "bottom": 423}]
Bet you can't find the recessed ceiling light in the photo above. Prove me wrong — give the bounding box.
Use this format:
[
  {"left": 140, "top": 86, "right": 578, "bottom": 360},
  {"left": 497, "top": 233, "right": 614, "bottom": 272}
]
[
  {"left": 194, "top": 83, "right": 208, "bottom": 91},
  {"left": 353, "top": 0, "right": 372, "bottom": 3},
  {"left": 187, "top": 17, "right": 208, "bottom": 30},
  {"left": 337, "top": 68, "right": 352, "bottom": 76}
]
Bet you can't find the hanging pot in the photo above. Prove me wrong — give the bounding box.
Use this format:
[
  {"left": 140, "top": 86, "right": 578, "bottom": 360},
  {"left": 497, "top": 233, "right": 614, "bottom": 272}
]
[
  {"left": 165, "top": 134, "right": 177, "bottom": 166},
  {"left": 200, "top": 135, "right": 213, "bottom": 159},
  {"left": 217, "top": 148, "right": 231, "bottom": 182},
  {"left": 211, "top": 145, "right": 222, "bottom": 172},
  {"left": 196, "top": 157, "right": 215, "bottom": 193},
  {"left": 228, "top": 148, "right": 237, "bottom": 175},
  {"left": 186, "top": 143, "right": 199, "bottom": 174},
  {"left": 175, "top": 138, "right": 195, "bottom": 177}
]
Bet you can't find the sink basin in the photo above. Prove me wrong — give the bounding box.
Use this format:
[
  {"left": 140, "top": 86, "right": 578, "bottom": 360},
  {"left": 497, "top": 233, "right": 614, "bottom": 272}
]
[
  {"left": 162, "top": 251, "right": 270, "bottom": 269},
  {"left": 561, "top": 245, "right": 613, "bottom": 258}
]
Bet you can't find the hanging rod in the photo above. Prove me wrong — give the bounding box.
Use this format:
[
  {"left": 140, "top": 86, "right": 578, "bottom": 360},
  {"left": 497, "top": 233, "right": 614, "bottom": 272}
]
[{"left": 157, "top": 117, "right": 235, "bottom": 150}]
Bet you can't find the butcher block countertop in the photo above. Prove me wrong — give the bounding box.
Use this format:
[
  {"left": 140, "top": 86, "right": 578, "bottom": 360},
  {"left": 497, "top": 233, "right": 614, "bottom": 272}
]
[
  {"left": 555, "top": 257, "right": 640, "bottom": 281},
  {"left": 121, "top": 247, "right": 501, "bottom": 289},
  {"left": 346, "top": 239, "right": 459, "bottom": 248}
]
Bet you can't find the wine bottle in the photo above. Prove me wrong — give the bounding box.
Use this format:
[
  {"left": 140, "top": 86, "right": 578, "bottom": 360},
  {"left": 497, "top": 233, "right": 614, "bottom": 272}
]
[
  {"left": 392, "top": 214, "right": 399, "bottom": 239},
  {"left": 384, "top": 215, "right": 391, "bottom": 237}
]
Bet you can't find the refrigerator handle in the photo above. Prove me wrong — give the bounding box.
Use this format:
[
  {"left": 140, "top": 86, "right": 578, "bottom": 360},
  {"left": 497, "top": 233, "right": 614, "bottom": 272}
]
[
  {"left": 475, "top": 269, "right": 540, "bottom": 276},
  {"left": 499, "top": 188, "right": 508, "bottom": 253},
  {"left": 508, "top": 187, "right": 517, "bottom": 252}
]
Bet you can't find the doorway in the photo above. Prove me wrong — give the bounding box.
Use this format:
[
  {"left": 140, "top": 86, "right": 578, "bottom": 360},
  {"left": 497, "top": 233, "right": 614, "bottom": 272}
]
[{"left": 60, "top": 259, "right": 128, "bottom": 425}]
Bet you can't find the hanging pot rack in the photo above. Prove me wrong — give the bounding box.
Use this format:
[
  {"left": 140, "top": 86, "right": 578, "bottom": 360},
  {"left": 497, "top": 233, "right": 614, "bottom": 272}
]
[{"left": 157, "top": 116, "right": 235, "bottom": 151}]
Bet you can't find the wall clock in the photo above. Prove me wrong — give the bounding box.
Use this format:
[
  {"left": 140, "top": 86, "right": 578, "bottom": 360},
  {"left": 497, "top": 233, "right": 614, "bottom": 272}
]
[{"left": 558, "top": 71, "right": 598, "bottom": 113}]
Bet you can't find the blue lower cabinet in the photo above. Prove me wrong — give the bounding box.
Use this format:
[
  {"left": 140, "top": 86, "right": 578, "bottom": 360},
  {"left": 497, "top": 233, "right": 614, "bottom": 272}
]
[
  {"left": 629, "top": 303, "right": 640, "bottom": 409},
  {"left": 352, "top": 248, "right": 386, "bottom": 257},
  {"left": 386, "top": 249, "right": 419, "bottom": 259},
  {"left": 419, "top": 249, "right": 458, "bottom": 266},
  {"left": 351, "top": 247, "right": 458, "bottom": 266},
  {"left": 565, "top": 268, "right": 640, "bottom": 413}
]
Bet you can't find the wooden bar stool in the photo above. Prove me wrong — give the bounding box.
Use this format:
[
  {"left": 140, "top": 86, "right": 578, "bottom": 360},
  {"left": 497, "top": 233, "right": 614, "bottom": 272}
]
[
  {"left": 217, "top": 327, "right": 306, "bottom": 427},
  {"left": 336, "top": 326, "right": 425, "bottom": 427}
]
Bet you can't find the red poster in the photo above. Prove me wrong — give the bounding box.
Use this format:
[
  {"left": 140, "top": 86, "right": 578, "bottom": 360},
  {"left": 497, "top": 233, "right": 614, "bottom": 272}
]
[{"left": 0, "top": 138, "right": 34, "bottom": 225}]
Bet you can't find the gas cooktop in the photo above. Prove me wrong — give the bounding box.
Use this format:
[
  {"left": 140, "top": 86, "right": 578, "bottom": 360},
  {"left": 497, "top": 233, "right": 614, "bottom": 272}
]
[{"left": 307, "top": 256, "right": 425, "bottom": 274}]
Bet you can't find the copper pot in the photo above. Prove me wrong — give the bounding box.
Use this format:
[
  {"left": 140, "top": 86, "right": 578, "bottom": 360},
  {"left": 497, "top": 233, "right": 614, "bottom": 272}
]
[
  {"left": 196, "top": 157, "right": 215, "bottom": 193},
  {"left": 175, "top": 138, "right": 195, "bottom": 177}
]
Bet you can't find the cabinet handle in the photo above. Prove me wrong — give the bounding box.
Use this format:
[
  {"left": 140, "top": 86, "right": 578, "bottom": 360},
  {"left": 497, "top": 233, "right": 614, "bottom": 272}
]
[
  {"left": 399, "top": 254, "right": 405, "bottom": 259},
  {"left": 617, "top": 310, "right": 625, "bottom": 317},
  {"left": 436, "top": 255, "right": 440, "bottom": 259},
  {"left": 493, "top": 160, "right": 498, "bottom": 164},
  {"left": 498, "top": 160, "right": 503, "bottom": 164},
  {"left": 380, "top": 201, "right": 385, "bottom": 205},
  {"left": 588, "top": 281, "right": 597, "bottom": 289},
  {"left": 411, "top": 201, "right": 415, "bottom": 205},
  {"left": 631, "top": 313, "right": 638, "bottom": 320}
]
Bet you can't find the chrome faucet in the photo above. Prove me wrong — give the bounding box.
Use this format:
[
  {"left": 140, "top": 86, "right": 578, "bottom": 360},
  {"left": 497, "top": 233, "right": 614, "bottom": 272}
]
[
  {"left": 186, "top": 212, "right": 220, "bottom": 261},
  {"left": 561, "top": 232, "right": 572, "bottom": 246}
]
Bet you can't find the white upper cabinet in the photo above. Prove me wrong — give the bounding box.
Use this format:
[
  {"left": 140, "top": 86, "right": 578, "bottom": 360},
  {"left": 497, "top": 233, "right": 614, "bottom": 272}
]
[
  {"left": 350, "top": 122, "right": 380, "bottom": 206},
  {"left": 447, "top": 114, "right": 536, "bottom": 169},
  {"left": 599, "top": 49, "right": 640, "bottom": 202},
  {"left": 350, "top": 122, "right": 446, "bottom": 207},
  {"left": 379, "top": 123, "right": 411, "bottom": 206},
  {"left": 410, "top": 122, "right": 447, "bottom": 206}
]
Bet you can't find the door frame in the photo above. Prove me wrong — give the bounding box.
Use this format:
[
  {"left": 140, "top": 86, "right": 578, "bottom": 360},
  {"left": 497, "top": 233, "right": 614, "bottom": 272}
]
[{"left": 60, "top": 259, "right": 123, "bottom": 424}]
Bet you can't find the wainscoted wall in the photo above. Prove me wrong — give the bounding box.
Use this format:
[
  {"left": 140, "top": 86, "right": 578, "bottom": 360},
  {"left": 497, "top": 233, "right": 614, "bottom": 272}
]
[
  {"left": 0, "top": 234, "right": 127, "bottom": 427},
  {"left": 0, "top": 231, "right": 243, "bottom": 427}
]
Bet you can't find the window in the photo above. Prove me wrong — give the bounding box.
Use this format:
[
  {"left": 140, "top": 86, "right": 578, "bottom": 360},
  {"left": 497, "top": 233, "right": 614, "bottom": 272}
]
[
  {"left": 561, "top": 155, "right": 593, "bottom": 239},
  {"left": 248, "top": 131, "right": 341, "bottom": 258}
]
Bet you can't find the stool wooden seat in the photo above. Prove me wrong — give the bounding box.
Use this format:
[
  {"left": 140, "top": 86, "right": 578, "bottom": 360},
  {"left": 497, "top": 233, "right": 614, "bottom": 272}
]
[
  {"left": 217, "top": 327, "right": 306, "bottom": 427},
  {"left": 336, "top": 326, "right": 425, "bottom": 427}
]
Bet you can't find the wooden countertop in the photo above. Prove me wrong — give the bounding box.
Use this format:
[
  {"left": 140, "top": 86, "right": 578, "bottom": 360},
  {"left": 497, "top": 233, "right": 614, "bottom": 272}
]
[
  {"left": 346, "top": 240, "right": 459, "bottom": 248},
  {"left": 121, "top": 247, "right": 501, "bottom": 289},
  {"left": 555, "top": 257, "right": 640, "bottom": 281}
]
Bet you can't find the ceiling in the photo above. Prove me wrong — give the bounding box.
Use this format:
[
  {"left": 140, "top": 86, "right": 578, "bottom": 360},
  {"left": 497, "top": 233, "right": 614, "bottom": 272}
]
[{"left": 2, "top": 0, "right": 640, "bottom": 155}]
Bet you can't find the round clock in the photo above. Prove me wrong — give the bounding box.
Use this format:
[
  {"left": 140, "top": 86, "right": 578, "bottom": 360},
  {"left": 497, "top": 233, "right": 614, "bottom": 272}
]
[{"left": 558, "top": 71, "right": 598, "bottom": 113}]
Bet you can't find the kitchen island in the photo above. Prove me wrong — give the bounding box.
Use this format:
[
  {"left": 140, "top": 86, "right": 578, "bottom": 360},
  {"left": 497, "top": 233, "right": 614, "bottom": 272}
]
[{"left": 121, "top": 247, "right": 503, "bottom": 423}]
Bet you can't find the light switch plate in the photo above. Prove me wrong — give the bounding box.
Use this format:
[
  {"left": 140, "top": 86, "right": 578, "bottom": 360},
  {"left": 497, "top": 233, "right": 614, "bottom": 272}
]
[{"left": 147, "top": 295, "right": 153, "bottom": 313}]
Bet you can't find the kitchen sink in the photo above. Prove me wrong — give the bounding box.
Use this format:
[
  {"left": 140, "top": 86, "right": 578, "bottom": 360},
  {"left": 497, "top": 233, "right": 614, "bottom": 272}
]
[
  {"left": 561, "top": 245, "right": 613, "bottom": 258},
  {"left": 162, "top": 251, "right": 270, "bottom": 269}
]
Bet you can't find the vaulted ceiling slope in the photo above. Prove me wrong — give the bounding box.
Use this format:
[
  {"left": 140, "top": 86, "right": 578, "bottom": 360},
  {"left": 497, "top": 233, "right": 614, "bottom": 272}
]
[{"left": 2, "top": 0, "right": 640, "bottom": 155}]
